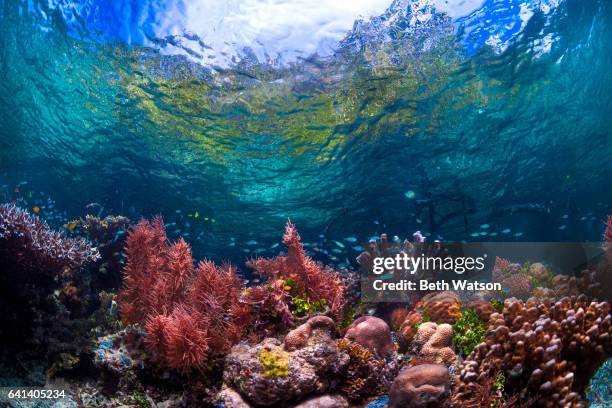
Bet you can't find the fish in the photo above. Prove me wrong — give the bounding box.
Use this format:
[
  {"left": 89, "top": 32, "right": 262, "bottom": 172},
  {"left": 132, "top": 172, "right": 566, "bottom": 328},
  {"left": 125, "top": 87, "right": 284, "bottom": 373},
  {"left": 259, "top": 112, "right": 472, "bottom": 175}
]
[
  {"left": 32, "top": 206, "right": 40, "bottom": 214},
  {"left": 194, "top": 211, "right": 199, "bottom": 218},
  {"left": 558, "top": 225, "right": 567, "bottom": 230},
  {"left": 352, "top": 245, "right": 364, "bottom": 251},
  {"left": 270, "top": 243, "right": 279, "bottom": 249},
  {"left": 85, "top": 202, "right": 101, "bottom": 209},
  {"left": 404, "top": 190, "right": 416, "bottom": 200},
  {"left": 246, "top": 240, "right": 258, "bottom": 246},
  {"left": 344, "top": 237, "right": 358, "bottom": 242},
  {"left": 333, "top": 240, "right": 345, "bottom": 248},
  {"left": 501, "top": 228, "right": 511, "bottom": 234},
  {"left": 66, "top": 222, "right": 77, "bottom": 231},
  {"left": 470, "top": 232, "right": 480, "bottom": 237},
  {"left": 489, "top": 232, "right": 498, "bottom": 237},
  {"left": 480, "top": 224, "right": 490, "bottom": 229},
  {"left": 332, "top": 248, "right": 343, "bottom": 254},
  {"left": 561, "top": 214, "right": 569, "bottom": 219},
  {"left": 513, "top": 232, "right": 524, "bottom": 237}
]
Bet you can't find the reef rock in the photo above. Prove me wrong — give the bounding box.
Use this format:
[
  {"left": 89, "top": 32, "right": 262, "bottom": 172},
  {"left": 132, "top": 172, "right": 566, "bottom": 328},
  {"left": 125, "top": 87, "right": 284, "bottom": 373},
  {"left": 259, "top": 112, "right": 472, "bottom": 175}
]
[
  {"left": 344, "top": 316, "right": 395, "bottom": 358},
  {"left": 293, "top": 394, "right": 349, "bottom": 408},
  {"left": 412, "top": 322, "right": 457, "bottom": 367},
  {"left": 222, "top": 316, "right": 349, "bottom": 406},
  {"left": 388, "top": 364, "right": 450, "bottom": 408}
]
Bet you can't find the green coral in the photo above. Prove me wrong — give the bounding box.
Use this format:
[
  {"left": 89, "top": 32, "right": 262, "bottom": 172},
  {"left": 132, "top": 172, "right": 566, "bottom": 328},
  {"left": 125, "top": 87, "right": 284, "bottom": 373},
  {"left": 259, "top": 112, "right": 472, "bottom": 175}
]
[
  {"left": 494, "top": 372, "right": 506, "bottom": 392},
  {"left": 292, "top": 296, "right": 327, "bottom": 317},
  {"left": 453, "top": 309, "right": 487, "bottom": 357},
  {"left": 490, "top": 298, "right": 503, "bottom": 313},
  {"left": 259, "top": 348, "right": 289, "bottom": 377}
]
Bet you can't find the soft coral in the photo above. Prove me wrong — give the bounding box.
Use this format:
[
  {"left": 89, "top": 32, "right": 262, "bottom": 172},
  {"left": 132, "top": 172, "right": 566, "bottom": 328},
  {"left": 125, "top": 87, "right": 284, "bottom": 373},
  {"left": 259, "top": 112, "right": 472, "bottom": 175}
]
[
  {"left": 118, "top": 217, "right": 249, "bottom": 372},
  {"left": 246, "top": 220, "right": 346, "bottom": 318}
]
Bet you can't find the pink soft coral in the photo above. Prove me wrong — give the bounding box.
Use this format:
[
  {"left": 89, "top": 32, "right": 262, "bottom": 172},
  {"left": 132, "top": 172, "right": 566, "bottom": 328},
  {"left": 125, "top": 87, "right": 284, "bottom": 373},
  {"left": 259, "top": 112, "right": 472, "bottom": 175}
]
[
  {"left": 118, "top": 217, "right": 250, "bottom": 372},
  {"left": 246, "top": 220, "right": 346, "bottom": 318}
]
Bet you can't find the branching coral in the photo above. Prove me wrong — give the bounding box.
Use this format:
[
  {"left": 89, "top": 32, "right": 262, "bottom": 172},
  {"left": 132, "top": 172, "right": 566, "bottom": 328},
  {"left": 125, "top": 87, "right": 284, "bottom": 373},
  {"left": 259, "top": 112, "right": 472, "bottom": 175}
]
[
  {"left": 0, "top": 203, "right": 99, "bottom": 274},
  {"left": 246, "top": 220, "right": 346, "bottom": 321},
  {"left": 337, "top": 339, "right": 387, "bottom": 401},
  {"left": 118, "top": 217, "right": 250, "bottom": 372},
  {"left": 453, "top": 296, "right": 612, "bottom": 407}
]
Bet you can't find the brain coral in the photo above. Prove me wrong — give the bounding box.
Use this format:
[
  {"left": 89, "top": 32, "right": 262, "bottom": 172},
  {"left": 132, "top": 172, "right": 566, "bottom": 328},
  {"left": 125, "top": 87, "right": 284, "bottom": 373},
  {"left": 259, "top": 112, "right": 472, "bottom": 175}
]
[{"left": 418, "top": 291, "right": 462, "bottom": 324}]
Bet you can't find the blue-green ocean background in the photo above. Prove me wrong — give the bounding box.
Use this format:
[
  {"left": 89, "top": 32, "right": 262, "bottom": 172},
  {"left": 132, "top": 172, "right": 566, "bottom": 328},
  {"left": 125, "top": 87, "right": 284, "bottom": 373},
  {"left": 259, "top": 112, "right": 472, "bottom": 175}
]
[{"left": 0, "top": 0, "right": 611, "bottom": 265}]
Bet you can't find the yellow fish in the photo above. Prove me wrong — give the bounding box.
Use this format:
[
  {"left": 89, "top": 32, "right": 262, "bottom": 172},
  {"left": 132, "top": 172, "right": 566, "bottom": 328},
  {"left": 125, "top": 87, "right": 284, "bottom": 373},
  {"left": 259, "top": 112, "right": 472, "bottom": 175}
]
[
  {"left": 32, "top": 206, "right": 40, "bottom": 214},
  {"left": 66, "top": 222, "right": 77, "bottom": 231}
]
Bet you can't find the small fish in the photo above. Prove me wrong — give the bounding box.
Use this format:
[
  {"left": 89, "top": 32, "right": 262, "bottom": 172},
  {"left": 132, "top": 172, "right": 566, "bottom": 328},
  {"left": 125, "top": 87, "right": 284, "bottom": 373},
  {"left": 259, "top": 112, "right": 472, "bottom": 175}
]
[
  {"left": 344, "top": 237, "right": 358, "bottom": 242},
  {"left": 32, "top": 206, "right": 40, "bottom": 214},
  {"left": 470, "top": 232, "right": 480, "bottom": 237},
  {"left": 164, "top": 222, "right": 177, "bottom": 228},
  {"left": 416, "top": 218, "right": 422, "bottom": 224},
  {"left": 501, "top": 228, "right": 511, "bottom": 234},
  {"left": 404, "top": 190, "right": 416, "bottom": 200},
  {"left": 561, "top": 214, "right": 569, "bottom": 219},
  {"left": 270, "top": 243, "right": 279, "bottom": 249},
  {"left": 333, "top": 240, "right": 345, "bottom": 248},
  {"left": 85, "top": 202, "right": 101, "bottom": 209},
  {"left": 480, "top": 232, "right": 488, "bottom": 236},
  {"left": 373, "top": 220, "right": 380, "bottom": 225},
  {"left": 194, "top": 211, "right": 199, "bottom": 218},
  {"left": 558, "top": 225, "right": 567, "bottom": 230},
  {"left": 66, "top": 222, "right": 77, "bottom": 231},
  {"left": 352, "top": 245, "right": 364, "bottom": 251},
  {"left": 332, "top": 248, "right": 342, "bottom": 254},
  {"left": 514, "top": 232, "right": 524, "bottom": 237},
  {"left": 242, "top": 249, "right": 251, "bottom": 253},
  {"left": 489, "top": 232, "right": 498, "bottom": 237},
  {"left": 480, "top": 224, "right": 490, "bottom": 229},
  {"left": 246, "top": 240, "right": 258, "bottom": 246}
]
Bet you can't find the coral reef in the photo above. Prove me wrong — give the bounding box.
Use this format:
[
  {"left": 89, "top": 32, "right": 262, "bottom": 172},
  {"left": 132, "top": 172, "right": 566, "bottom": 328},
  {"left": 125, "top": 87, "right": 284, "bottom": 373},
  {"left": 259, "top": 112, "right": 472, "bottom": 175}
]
[
  {"left": 453, "top": 296, "right": 612, "bottom": 407},
  {"left": 0, "top": 203, "right": 99, "bottom": 274},
  {"left": 412, "top": 322, "right": 457, "bottom": 367},
  {"left": 344, "top": 316, "right": 395, "bottom": 359},
  {"left": 246, "top": 220, "right": 346, "bottom": 321},
  {"left": 398, "top": 311, "right": 423, "bottom": 351},
  {"left": 336, "top": 338, "right": 397, "bottom": 402},
  {"left": 452, "top": 309, "right": 487, "bottom": 357},
  {"left": 417, "top": 291, "right": 462, "bottom": 324},
  {"left": 221, "top": 315, "right": 349, "bottom": 406},
  {"left": 118, "top": 217, "right": 251, "bottom": 372},
  {"left": 388, "top": 364, "right": 451, "bottom": 408}
]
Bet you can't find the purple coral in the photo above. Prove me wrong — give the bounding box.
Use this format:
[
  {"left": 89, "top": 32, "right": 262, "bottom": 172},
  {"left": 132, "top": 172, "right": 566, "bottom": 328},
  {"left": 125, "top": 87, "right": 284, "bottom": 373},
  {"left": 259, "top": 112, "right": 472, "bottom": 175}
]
[{"left": 0, "top": 204, "right": 99, "bottom": 274}]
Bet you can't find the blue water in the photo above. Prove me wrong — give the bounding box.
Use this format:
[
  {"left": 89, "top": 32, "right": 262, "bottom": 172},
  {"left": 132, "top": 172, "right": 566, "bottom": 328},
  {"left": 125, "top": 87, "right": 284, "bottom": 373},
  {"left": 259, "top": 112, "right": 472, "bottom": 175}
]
[{"left": 0, "top": 0, "right": 611, "bottom": 266}]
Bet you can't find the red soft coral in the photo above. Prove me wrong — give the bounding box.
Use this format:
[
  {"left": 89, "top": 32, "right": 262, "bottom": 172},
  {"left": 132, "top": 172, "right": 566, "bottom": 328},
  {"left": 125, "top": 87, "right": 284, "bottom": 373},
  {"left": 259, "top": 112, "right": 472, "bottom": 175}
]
[
  {"left": 246, "top": 220, "right": 346, "bottom": 318},
  {"left": 118, "top": 217, "right": 250, "bottom": 372}
]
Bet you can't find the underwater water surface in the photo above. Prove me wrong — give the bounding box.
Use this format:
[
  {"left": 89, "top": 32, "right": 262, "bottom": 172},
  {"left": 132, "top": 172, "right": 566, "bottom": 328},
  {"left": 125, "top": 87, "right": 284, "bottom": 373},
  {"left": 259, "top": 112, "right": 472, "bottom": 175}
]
[{"left": 0, "top": 0, "right": 611, "bottom": 265}]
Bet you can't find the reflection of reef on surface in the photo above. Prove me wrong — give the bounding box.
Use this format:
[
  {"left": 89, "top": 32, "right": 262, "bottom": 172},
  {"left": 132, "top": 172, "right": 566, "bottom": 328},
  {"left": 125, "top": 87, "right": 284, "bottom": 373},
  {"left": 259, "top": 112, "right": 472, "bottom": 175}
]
[{"left": 0, "top": 208, "right": 610, "bottom": 407}]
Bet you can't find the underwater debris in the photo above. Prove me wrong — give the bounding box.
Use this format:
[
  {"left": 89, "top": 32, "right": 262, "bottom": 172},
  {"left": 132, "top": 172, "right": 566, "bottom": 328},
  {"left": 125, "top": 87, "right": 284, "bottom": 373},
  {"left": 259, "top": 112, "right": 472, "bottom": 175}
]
[{"left": 118, "top": 217, "right": 251, "bottom": 372}]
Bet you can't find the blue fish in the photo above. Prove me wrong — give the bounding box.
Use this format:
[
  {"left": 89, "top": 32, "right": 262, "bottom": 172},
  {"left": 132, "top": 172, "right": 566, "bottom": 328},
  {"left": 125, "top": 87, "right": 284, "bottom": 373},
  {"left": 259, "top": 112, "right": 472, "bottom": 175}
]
[
  {"left": 352, "top": 245, "right": 364, "bottom": 251},
  {"left": 489, "top": 232, "right": 498, "bottom": 237},
  {"left": 480, "top": 223, "right": 490, "bottom": 229},
  {"left": 501, "top": 228, "right": 511, "bottom": 234},
  {"left": 344, "top": 237, "right": 358, "bottom": 242},
  {"left": 334, "top": 240, "right": 345, "bottom": 248},
  {"left": 332, "top": 248, "right": 343, "bottom": 254},
  {"left": 558, "top": 225, "right": 567, "bottom": 230},
  {"left": 270, "top": 243, "right": 279, "bottom": 249},
  {"left": 246, "top": 240, "right": 258, "bottom": 246},
  {"left": 514, "top": 232, "right": 524, "bottom": 237},
  {"left": 470, "top": 232, "right": 480, "bottom": 237}
]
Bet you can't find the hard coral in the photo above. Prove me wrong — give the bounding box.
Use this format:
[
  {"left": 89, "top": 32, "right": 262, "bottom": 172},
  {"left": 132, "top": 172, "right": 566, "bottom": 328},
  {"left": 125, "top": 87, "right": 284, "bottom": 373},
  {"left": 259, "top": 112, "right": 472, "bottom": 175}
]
[
  {"left": 388, "top": 364, "right": 450, "bottom": 408},
  {"left": 413, "top": 322, "right": 457, "bottom": 367},
  {"left": 418, "top": 291, "right": 462, "bottom": 324},
  {"left": 0, "top": 203, "right": 99, "bottom": 275},
  {"left": 344, "top": 316, "right": 395, "bottom": 359},
  {"left": 246, "top": 220, "right": 346, "bottom": 319},
  {"left": 453, "top": 296, "right": 612, "bottom": 407},
  {"left": 337, "top": 339, "right": 392, "bottom": 401},
  {"left": 118, "top": 217, "right": 250, "bottom": 372}
]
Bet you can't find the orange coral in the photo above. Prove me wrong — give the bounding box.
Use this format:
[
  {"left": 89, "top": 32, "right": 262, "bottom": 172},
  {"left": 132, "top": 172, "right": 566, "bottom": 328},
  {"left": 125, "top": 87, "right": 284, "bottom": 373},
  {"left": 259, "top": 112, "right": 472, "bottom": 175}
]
[{"left": 418, "top": 291, "right": 462, "bottom": 324}]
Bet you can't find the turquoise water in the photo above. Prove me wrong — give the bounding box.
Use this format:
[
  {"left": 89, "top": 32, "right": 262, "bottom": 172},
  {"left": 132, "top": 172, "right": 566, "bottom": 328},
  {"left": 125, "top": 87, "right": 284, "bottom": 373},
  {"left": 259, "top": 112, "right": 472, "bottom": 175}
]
[{"left": 0, "top": 0, "right": 611, "bottom": 265}]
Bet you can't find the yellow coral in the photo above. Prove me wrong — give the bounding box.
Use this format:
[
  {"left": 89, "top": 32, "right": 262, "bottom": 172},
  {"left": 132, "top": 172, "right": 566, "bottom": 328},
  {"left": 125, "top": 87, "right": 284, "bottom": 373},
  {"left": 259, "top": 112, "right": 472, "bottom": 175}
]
[{"left": 259, "top": 348, "right": 289, "bottom": 377}]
